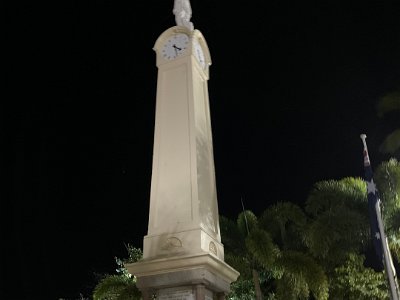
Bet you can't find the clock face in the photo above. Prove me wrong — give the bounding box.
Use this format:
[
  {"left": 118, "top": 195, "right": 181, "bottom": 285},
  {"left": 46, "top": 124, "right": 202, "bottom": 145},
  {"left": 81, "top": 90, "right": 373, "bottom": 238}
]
[
  {"left": 161, "top": 33, "right": 189, "bottom": 60},
  {"left": 193, "top": 39, "right": 206, "bottom": 68}
]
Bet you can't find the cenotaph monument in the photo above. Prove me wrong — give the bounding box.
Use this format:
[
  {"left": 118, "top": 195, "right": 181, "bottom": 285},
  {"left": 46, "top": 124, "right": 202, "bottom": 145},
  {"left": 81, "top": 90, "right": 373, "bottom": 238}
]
[{"left": 126, "top": 1, "right": 239, "bottom": 299}]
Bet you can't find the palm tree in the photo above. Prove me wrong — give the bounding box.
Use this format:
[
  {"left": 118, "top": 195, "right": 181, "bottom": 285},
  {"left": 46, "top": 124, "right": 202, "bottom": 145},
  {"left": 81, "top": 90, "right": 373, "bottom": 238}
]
[
  {"left": 221, "top": 167, "right": 397, "bottom": 299},
  {"left": 222, "top": 204, "right": 329, "bottom": 299},
  {"left": 220, "top": 211, "right": 278, "bottom": 300},
  {"left": 304, "top": 177, "right": 370, "bottom": 270},
  {"left": 303, "top": 176, "right": 393, "bottom": 299},
  {"left": 256, "top": 202, "right": 329, "bottom": 300},
  {"left": 258, "top": 202, "right": 307, "bottom": 251}
]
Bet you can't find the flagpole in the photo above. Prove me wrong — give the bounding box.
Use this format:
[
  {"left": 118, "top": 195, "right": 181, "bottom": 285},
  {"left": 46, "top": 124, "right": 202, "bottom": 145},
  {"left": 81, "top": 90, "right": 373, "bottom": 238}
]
[
  {"left": 360, "top": 134, "right": 399, "bottom": 300},
  {"left": 240, "top": 197, "right": 263, "bottom": 300},
  {"left": 240, "top": 197, "right": 250, "bottom": 235}
]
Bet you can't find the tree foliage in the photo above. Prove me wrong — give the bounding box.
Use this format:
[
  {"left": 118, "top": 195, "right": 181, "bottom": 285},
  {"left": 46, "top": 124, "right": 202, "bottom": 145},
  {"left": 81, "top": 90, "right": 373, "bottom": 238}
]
[
  {"left": 274, "top": 250, "right": 328, "bottom": 300},
  {"left": 224, "top": 202, "right": 329, "bottom": 300},
  {"left": 93, "top": 275, "right": 141, "bottom": 300},
  {"left": 222, "top": 161, "right": 399, "bottom": 299},
  {"left": 259, "top": 202, "right": 307, "bottom": 251},
  {"left": 246, "top": 228, "right": 280, "bottom": 268},
  {"left": 89, "top": 159, "right": 399, "bottom": 300},
  {"left": 221, "top": 212, "right": 271, "bottom": 299},
  {"left": 92, "top": 244, "right": 142, "bottom": 300},
  {"left": 304, "top": 178, "right": 369, "bottom": 269},
  {"left": 374, "top": 158, "right": 400, "bottom": 260},
  {"left": 330, "top": 253, "right": 388, "bottom": 300}
]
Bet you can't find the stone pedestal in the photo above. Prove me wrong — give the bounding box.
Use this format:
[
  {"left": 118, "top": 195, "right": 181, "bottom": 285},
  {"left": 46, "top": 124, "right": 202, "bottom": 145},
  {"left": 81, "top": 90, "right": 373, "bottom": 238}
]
[{"left": 126, "top": 253, "right": 239, "bottom": 299}]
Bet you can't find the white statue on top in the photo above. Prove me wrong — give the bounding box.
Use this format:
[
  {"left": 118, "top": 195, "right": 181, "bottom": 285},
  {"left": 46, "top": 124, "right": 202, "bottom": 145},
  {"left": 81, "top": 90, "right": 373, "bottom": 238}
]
[{"left": 173, "top": 0, "right": 194, "bottom": 31}]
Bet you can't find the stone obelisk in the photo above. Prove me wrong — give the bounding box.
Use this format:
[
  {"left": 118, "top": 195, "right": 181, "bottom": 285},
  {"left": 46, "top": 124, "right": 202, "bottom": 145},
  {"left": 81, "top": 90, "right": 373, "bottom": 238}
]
[{"left": 126, "top": 1, "right": 239, "bottom": 299}]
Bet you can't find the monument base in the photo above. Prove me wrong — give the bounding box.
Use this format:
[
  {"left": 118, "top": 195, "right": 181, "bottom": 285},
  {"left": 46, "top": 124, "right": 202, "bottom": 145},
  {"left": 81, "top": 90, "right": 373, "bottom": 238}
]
[{"left": 125, "top": 252, "right": 239, "bottom": 300}]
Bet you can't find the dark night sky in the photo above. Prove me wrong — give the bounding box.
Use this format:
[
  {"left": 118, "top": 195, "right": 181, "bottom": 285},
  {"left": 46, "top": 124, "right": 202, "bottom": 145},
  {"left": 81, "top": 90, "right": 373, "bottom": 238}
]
[{"left": 4, "top": 0, "right": 400, "bottom": 299}]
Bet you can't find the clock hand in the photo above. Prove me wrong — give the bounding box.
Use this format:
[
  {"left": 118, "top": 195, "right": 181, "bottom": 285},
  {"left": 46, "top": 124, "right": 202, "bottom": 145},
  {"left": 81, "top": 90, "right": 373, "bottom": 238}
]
[{"left": 172, "top": 44, "right": 182, "bottom": 51}]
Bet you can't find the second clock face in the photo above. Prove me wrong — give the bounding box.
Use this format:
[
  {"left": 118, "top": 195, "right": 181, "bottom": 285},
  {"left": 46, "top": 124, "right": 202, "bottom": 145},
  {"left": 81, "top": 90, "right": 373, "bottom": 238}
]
[
  {"left": 193, "top": 39, "right": 206, "bottom": 69},
  {"left": 161, "top": 34, "right": 189, "bottom": 60}
]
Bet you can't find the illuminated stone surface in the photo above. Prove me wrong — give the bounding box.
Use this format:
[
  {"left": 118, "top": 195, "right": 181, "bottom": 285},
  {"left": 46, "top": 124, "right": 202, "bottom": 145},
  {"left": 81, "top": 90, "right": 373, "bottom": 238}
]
[{"left": 126, "top": 5, "right": 239, "bottom": 299}]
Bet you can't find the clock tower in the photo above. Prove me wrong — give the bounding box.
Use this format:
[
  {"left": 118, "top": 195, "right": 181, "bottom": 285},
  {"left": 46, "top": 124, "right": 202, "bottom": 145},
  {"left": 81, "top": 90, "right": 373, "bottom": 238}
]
[{"left": 126, "top": 2, "right": 239, "bottom": 299}]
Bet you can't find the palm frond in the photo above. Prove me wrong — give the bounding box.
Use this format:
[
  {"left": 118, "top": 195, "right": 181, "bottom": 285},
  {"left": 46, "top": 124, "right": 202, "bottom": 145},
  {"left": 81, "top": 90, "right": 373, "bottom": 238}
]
[
  {"left": 305, "top": 178, "right": 367, "bottom": 217},
  {"left": 224, "top": 252, "right": 252, "bottom": 279},
  {"left": 304, "top": 206, "right": 369, "bottom": 265},
  {"left": 275, "top": 250, "right": 329, "bottom": 300},
  {"left": 259, "top": 202, "right": 307, "bottom": 250},
  {"left": 246, "top": 228, "right": 280, "bottom": 268},
  {"left": 237, "top": 210, "right": 258, "bottom": 236},
  {"left": 220, "top": 215, "right": 247, "bottom": 255}
]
